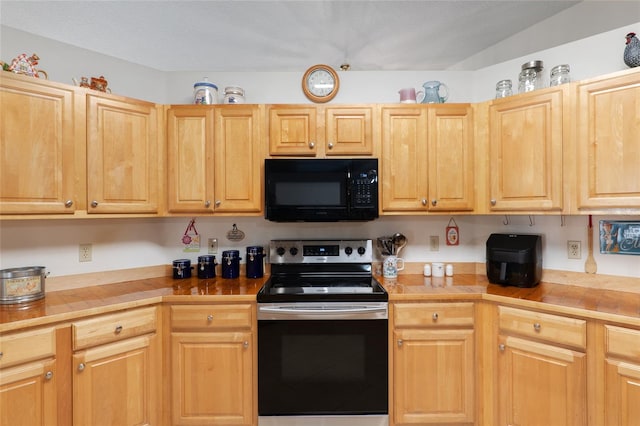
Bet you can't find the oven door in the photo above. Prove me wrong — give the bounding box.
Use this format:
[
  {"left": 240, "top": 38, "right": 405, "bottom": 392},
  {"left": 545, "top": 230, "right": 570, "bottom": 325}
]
[{"left": 258, "top": 302, "right": 388, "bottom": 419}]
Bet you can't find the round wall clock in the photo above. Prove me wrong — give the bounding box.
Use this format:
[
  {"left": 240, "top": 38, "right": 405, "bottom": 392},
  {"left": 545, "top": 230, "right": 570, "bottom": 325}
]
[{"left": 302, "top": 64, "right": 340, "bottom": 103}]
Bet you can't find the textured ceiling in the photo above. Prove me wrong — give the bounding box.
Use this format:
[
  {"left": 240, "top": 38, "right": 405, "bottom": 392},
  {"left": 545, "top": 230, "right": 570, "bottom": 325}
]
[{"left": 0, "top": 1, "right": 637, "bottom": 72}]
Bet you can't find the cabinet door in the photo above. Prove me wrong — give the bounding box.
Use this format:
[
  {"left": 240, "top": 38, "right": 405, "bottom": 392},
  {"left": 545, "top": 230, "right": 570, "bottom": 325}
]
[
  {"left": 488, "top": 88, "right": 565, "bottom": 211},
  {"left": 576, "top": 69, "right": 640, "bottom": 210},
  {"left": 268, "top": 106, "right": 317, "bottom": 155},
  {"left": 498, "top": 335, "right": 586, "bottom": 426},
  {"left": 427, "top": 104, "right": 475, "bottom": 211},
  {"left": 166, "top": 106, "right": 215, "bottom": 213},
  {"left": 0, "top": 359, "right": 57, "bottom": 426},
  {"left": 381, "top": 106, "right": 429, "bottom": 212},
  {"left": 393, "top": 328, "right": 474, "bottom": 424},
  {"left": 0, "top": 75, "right": 78, "bottom": 215},
  {"left": 73, "top": 334, "right": 159, "bottom": 426},
  {"left": 86, "top": 94, "right": 159, "bottom": 214},
  {"left": 213, "top": 105, "right": 263, "bottom": 213},
  {"left": 171, "top": 331, "right": 254, "bottom": 425},
  {"left": 325, "top": 106, "right": 374, "bottom": 155}
]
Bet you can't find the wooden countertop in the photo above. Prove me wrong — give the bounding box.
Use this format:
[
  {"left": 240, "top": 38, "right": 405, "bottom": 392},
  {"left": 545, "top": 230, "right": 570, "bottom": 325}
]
[{"left": 1, "top": 273, "right": 639, "bottom": 333}]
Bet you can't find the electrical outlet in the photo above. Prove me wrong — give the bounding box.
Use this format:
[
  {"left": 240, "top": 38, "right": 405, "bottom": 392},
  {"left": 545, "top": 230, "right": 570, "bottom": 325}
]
[
  {"left": 208, "top": 238, "right": 218, "bottom": 254},
  {"left": 429, "top": 235, "right": 439, "bottom": 251},
  {"left": 567, "top": 240, "right": 581, "bottom": 259},
  {"left": 79, "top": 243, "right": 92, "bottom": 262}
]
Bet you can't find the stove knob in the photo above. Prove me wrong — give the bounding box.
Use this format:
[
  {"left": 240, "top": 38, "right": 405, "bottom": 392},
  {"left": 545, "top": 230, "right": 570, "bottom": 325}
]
[
  {"left": 276, "top": 247, "right": 286, "bottom": 256},
  {"left": 344, "top": 246, "right": 353, "bottom": 256},
  {"left": 289, "top": 247, "right": 298, "bottom": 256},
  {"left": 357, "top": 246, "right": 366, "bottom": 256}
]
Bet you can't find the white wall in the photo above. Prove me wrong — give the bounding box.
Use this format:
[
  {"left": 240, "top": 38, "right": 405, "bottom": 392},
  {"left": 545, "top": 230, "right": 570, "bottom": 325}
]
[{"left": 1, "top": 21, "right": 640, "bottom": 280}]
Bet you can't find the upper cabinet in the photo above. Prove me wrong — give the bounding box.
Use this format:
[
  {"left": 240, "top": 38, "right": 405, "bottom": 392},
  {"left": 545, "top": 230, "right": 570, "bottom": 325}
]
[
  {"left": 575, "top": 68, "right": 640, "bottom": 212},
  {"left": 166, "top": 105, "right": 263, "bottom": 215},
  {"left": 0, "top": 73, "right": 81, "bottom": 215},
  {"left": 486, "top": 86, "right": 567, "bottom": 213},
  {"left": 381, "top": 104, "right": 474, "bottom": 213},
  {"left": 86, "top": 93, "right": 161, "bottom": 214},
  {"left": 268, "top": 105, "right": 375, "bottom": 157}
]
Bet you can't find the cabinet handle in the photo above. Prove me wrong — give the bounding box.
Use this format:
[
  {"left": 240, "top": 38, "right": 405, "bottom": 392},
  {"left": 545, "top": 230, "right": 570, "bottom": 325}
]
[
  {"left": 533, "top": 322, "right": 541, "bottom": 332},
  {"left": 327, "top": 142, "right": 334, "bottom": 149},
  {"left": 421, "top": 199, "right": 427, "bottom": 206},
  {"left": 0, "top": 351, "right": 3, "bottom": 360},
  {"left": 65, "top": 200, "right": 74, "bottom": 208},
  {"left": 44, "top": 371, "right": 53, "bottom": 380},
  {"left": 397, "top": 339, "right": 403, "bottom": 347},
  {"left": 215, "top": 200, "right": 221, "bottom": 207},
  {"left": 204, "top": 200, "right": 211, "bottom": 207},
  {"left": 114, "top": 325, "right": 123, "bottom": 334},
  {"left": 243, "top": 341, "right": 249, "bottom": 349},
  {"left": 207, "top": 314, "right": 214, "bottom": 322},
  {"left": 91, "top": 200, "right": 99, "bottom": 208},
  {"left": 431, "top": 199, "right": 437, "bottom": 206},
  {"left": 78, "top": 363, "right": 86, "bottom": 372},
  {"left": 490, "top": 199, "right": 497, "bottom": 206},
  {"left": 432, "top": 312, "right": 439, "bottom": 321},
  {"left": 308, "top": 142, "right": 315, "bottom": 149},
  {"left": 498, "top": 344, "right": 505, "bottom": 352}
]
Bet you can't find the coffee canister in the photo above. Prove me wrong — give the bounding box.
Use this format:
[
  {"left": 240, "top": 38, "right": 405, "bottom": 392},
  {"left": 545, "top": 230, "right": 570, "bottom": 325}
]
[
  {"left": 221, "top": 250, "right": 241, "bottom": 279},
  {"left": 197, "top": 255, "right": 217, "bottom": 279},
  {"left": 246, "top": 246, "right": 265, "bottom": 278},
  {"left": 172, "top": 259, "right": 192, "bottom": 279},
  {"left": 0, "top": 266, "right": 47, "bottom": 304}
]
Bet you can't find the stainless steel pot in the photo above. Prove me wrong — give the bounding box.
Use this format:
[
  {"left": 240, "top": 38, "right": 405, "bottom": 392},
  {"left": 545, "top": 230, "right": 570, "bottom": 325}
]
[{"left": 0, "top": 266, "right": 47, "bottom": 304}]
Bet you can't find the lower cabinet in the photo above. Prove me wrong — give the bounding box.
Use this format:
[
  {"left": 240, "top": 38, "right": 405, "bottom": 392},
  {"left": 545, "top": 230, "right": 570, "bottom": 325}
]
[
  {"left": 391, "top": 302, "right": 475, "bottom": 425},
  {"left": 169, "top": 303, "right": 256, "bottom": 426},
  {"left": 71, "top": 306, "right": 160, "bottom": 426},
  {"left": 0, "top": 326, "right": 58, "bottom": 426},
  {"left": 496, "top": 305, "right": 587, "bottom": 426}
]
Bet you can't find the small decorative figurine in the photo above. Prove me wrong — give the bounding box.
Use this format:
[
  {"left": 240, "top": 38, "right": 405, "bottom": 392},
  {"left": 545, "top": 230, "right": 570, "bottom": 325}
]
[
  {"left": 624, "top": 32, "right": 640, "bottom": 68},
  {"left": 7, "top": 53, "right": 48, "bottom": 78}
]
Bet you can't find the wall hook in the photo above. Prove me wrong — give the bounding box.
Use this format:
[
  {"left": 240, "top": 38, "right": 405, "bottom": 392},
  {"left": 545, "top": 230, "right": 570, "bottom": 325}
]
[
  {"left": 503, "top": 215, "right": 510, "bottom": 225},
  {"left": 560, "top": 215, "right": 566, "bottom": 227},
  {"left": 529, "top": 215, "right": 535, "bottom": 226}
]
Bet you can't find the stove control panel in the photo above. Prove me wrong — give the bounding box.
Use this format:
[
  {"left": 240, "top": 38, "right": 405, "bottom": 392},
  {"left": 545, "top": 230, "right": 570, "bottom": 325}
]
[{"left": 269, "top": 239, "right": 372, "bottom": 264}]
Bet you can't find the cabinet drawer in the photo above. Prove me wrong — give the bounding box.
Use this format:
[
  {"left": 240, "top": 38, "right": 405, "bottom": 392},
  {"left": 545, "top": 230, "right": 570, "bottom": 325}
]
[
  {"left": 394, "top": 302, "right": 474, "bottom": 328},
  {"left": 171, "top": 304, "right": 253, "bottom": 331},
  {"left": 0, "top": 326, "right": 56, "bottom": 369},
  {"left": 605, "top": 324, "right": 640, "bottom": 360},
  {"left": 72, "top": 306, "right": 157, "bottom": 350},
  {"left": 498, "top": 306, "right": 586, "bottom": 349}
]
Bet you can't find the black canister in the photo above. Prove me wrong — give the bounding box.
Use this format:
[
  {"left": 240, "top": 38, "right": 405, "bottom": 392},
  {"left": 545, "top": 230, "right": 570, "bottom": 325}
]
[
  {"left": 197, "top": 255, "right": 217, "bottom": 279},
  {"left": 246, "top": 246, "right": 265, "bottom": 278},
  {"left": 172, "top": 259, "right": 192, "bottom": 279},
  {"left": 221, "top": 250, "right": 241, "bottom": 279}
]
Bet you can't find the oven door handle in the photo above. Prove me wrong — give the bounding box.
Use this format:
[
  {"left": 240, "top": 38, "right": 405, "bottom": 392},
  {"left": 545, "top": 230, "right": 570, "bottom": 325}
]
[{"left": 257, "top": 304, "right": 388, "bottom": 320}]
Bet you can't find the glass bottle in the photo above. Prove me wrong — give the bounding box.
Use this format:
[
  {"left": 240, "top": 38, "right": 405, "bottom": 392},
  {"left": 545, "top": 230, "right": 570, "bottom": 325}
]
[
  {"left": 550, "top": 64, "right": 571, "bottom": 86},
  {"left": 518, "top": 69, "right": 537, "bottom": 93},
  {"left": 520, "top": 60, "right": 545, "bottom": 90},
  {"left": 495, "top": 79, "right": 513, "bottom": 98}
]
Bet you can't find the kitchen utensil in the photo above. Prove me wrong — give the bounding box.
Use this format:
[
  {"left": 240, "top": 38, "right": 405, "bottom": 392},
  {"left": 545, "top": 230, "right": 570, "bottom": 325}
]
[
  {"left": 585, "top": 215, "right": 597, "bottom": 274},
  {"left": 393, "top": 233, "right": 407, "bottom": 257},
  {"left": 0, "top": 266, "right": 47, "bottom": 304},
  {"left": 418, "top": 80, "right": 448, "bottom": 103},
  {"left": 376, "top": 236, "right": 394, "bottom": 256},
  {"left": 398, "top": 87, "right": 417, "bottom": 103}
]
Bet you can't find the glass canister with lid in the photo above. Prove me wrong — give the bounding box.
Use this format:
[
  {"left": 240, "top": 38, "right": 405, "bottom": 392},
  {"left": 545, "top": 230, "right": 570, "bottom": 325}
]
[
  {"left": 223, "top": 86, "right": 246, "bottom": 104},
  {"left": 519, "top": 60, "right": 545, "bottom": 92},
  {"left": 495, "top": 79, "right": 513, "bottom": 98},
  {"left": 549, "top": 64, "right": 571, "bottom": 86},
  {"left": 193, "top": 77, "right": 218, "bottom": 104}
]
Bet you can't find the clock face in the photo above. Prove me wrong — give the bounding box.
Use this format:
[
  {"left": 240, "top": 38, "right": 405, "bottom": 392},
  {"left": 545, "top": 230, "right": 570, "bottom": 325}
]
[{"left": 302, "top": 65, "right": 339, "bottom": 102}]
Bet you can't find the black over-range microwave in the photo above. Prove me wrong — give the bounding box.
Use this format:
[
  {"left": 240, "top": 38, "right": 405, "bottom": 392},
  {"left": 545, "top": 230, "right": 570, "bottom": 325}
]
[{"left": 264, "top": 158, "right": 379, "bottom": 222}]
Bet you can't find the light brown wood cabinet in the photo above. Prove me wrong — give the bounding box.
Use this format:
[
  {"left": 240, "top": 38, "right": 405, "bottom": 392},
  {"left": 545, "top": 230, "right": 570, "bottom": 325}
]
[
  {"left": 487, "top": 86, "right": 568, "bottom": 212},
  {"left": 0, "top": 326, "right": 58, "bottom": 426},
  {"left": 268, "top": 105, "right": 375, "bottom": 156},
  {"left": 381, "top": 104, "right": 474, "bottom": 213},
  {"left": 575, "top": 68, "right": 640, "bottom": 212},
  {"left": 86, "top": 93, "right": 161, "bottom": 214},
  {"left": 71, "top": 306, "right": 160, "bottom": 426},
  {"left": 166, "top": 105, "right": 263, "bottom": 214},
  {"left": 0, "top": 73, "right": 80, "bottom": 215},
  {"left": 391, "top": 302, "right": 475, "bottom": 425},
  {"left": 496, "top": 306, "right": 587, "bottom": 426},
  {"left": 169, "top": 303, "right": 256, "bottom": 425}
]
